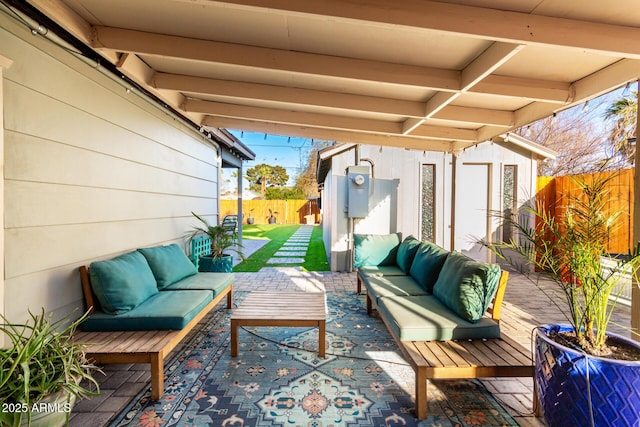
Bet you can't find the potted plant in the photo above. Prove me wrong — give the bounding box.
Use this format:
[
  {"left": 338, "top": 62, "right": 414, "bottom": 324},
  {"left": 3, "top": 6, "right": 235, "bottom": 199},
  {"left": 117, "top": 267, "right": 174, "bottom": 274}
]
[
  {"left": 0, "top": 309, "right": 101, "bottom": 426},
  {"left": 267, "top": 208, "right": 278, "bottom": 224},
  {"left": 246, "top": 208, "right": 255, "bottom": 225},
  {"left": 188, "top": 212, "right": 243, "bottom": 273},
  {"left": 481, "top": 173, "right": 640, "bottom": 427}
]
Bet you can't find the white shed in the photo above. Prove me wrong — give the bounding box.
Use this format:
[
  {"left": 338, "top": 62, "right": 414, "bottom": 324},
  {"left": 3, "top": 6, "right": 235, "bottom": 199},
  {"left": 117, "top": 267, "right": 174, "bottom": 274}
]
[{"left": 316, "top": 134, "right": 556, "bottom": 272}]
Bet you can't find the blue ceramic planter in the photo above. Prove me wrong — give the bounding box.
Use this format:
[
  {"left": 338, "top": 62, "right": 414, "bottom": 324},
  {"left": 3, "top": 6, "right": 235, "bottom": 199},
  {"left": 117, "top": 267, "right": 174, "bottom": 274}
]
[
  {"left": 198, "top": 254, "right": 233, "bottom": 273},
  {"left": 535, "top": 324, "right": 640, "bottom": 427}
]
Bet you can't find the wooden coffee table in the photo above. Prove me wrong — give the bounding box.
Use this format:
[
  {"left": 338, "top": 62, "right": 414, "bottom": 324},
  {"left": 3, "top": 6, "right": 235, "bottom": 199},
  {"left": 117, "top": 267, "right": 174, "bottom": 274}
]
[{"left": 230, "top": 291, "right": 327, "bottom": 357}]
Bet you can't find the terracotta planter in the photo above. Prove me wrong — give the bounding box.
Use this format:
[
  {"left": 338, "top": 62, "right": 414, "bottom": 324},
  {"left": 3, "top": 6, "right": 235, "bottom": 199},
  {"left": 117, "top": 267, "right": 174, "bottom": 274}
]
[
  {"left": 535, "top": 324, "right": 640, "bottom": 426},
  {"left": 198, "top": 254, "right": 233, "bottom": 273}
]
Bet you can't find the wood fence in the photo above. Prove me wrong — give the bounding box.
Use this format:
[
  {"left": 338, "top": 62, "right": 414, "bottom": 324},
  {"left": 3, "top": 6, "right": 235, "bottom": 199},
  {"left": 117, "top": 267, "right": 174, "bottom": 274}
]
[
  {"left": 536, "top": 169, "right": 634, "bottom": 254},
  {"left": 220, "top": 199, "right": 320, "bottom": 225}
]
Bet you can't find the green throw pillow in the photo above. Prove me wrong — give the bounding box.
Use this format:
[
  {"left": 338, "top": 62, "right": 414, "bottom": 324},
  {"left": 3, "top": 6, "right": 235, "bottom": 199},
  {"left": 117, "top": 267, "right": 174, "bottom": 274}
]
[
  {"left": 138, "top": 244, "right": 197, "bottom": 289},
  {"left": 353, "top": 233, "right": 402, "bottom": 268},
  {"left": 408, "top": 241, "right": 449, "bottom": 292},
  {"left": 396, "top": 235, "right": 421, "bottom": 273},
  {"left": 89, "top": 251, "right": 159, "bottom": 315},
  {"left": 432, "top": 251, "right": 502, "bottom": 323}
]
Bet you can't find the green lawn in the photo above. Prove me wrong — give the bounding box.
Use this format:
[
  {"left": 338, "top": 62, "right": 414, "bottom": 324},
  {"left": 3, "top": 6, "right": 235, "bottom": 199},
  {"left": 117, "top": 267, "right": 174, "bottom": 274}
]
[{"left": 233, "top": 224, "right": 330, "bottom": 272}]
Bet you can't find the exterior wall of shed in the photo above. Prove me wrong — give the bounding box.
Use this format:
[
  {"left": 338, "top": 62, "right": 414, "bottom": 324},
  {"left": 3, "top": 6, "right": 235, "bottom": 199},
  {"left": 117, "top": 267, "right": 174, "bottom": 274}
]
[
  {"left": 0, "top": 15, "right": 221, "bottom": 326},
  {"left": 321, "top": 143, "right": 538, "bottom": 271}
]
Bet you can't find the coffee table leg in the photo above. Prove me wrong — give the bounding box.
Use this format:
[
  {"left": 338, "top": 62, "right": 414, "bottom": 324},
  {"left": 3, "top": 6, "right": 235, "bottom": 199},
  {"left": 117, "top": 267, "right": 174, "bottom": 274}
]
[
  {"left": 231, "top": 319, "right": 239, "bottom": 357},
  {"left": 318, "top": 320, "right": 326, "bottom": 358}
]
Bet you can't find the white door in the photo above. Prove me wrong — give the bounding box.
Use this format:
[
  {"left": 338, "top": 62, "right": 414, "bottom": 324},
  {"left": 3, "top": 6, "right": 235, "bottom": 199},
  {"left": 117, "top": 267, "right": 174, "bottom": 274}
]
[{"left": 454, "top": 163, "right": 490, "bottom": 262}]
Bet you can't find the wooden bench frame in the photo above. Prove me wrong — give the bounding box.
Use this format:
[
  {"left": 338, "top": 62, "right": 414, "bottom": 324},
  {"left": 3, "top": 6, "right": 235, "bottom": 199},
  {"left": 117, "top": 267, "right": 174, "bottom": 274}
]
[
  {"left": 363, "top": 271, "right": 535, "bottom": 419},
  {"left": 74, "top": 265, "right": 232, "bottom": 400}
]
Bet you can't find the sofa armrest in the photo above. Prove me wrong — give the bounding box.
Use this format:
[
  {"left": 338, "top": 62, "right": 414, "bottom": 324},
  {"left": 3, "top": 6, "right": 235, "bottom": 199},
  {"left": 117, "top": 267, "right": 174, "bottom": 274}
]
[{"left": 486, "top": 270, "right": 509, "bottom": 322}]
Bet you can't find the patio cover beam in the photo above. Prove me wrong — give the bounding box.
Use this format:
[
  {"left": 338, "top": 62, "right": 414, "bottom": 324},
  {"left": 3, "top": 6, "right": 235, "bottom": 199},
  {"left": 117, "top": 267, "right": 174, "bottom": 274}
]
[
  {"left": 95, "top": 26, "right": 577, "bottom": 106},
  {"left": 209, "top": 0, "right": 640, "bottom": 58},
  {"left": 402, "top": 41, "right": 524, "bottom": 134},
  {"left": 185, "top": 99, "right": 479, "bottom": 142},
  {"left": 202, "top": 116, "right": 456, "bottom": 152}
]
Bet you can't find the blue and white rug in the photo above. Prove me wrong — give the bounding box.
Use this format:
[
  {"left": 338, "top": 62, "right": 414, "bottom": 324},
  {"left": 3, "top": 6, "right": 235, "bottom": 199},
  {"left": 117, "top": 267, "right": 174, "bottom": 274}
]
[{"left": 110, "top": 291, "right": 517, "bottom": 426}]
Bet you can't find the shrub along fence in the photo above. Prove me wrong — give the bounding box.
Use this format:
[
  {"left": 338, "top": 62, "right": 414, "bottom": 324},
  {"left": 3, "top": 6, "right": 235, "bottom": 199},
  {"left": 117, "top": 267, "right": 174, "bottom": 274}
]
[
  {"left": 220, "top": 199, "right": 320, "bottom": 225},
  {"left": 536, "top": 169, "right": 634, "bottom": 255}
]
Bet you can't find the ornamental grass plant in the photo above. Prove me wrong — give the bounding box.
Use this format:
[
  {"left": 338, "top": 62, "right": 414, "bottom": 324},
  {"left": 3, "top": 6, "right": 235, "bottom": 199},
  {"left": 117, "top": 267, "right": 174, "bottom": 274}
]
[
  {"left": 0, "top": 309, "right": 101, "bottom": 426},
  {"left": 482, "top": 173, "right": 640, "bottom": 357}
]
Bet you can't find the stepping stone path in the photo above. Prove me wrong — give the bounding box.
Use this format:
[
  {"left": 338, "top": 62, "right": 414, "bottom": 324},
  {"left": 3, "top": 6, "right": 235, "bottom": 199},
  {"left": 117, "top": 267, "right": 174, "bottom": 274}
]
[{"left": 267, "top": 225, "right": 313, "bottom": 265}]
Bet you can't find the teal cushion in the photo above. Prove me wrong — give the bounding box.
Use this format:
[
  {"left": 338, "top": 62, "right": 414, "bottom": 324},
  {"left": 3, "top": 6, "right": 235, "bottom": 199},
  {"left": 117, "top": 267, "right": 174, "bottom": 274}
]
[
  {"left": 363, "top": 275, "right": 430, "bottom": 303},
  {"left": 162, "top": 272, "right": 233, "bottom": 297},
  {"left": 89, "top": 251, "right": 159, "bottom": 315},
  {"left": 432, "top": 251, "right": 502, "bottom": 323},
  {"left": 408, "top": 241, "right": 449, "bottom": 292},
  {"left": 396, "top": 235, "right": 421, "bottom": 273},
  {"left": 358, "top": 265, "right": 405, "bottom": 277},
  {"left": 353, "top": 233, "right": 401, "bottom": 268},
  {"left": 138, "top": 244, "right": 197, "bottom": 289},
  {"left": 80, "top": 290, "right": 212, "bottom": 331},
  {"left": 378, "top": 295, "right": 500, "bottom": 341}
]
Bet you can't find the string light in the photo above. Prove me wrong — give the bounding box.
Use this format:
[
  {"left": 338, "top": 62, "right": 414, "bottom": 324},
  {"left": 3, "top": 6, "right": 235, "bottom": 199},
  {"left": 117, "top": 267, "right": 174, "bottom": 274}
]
[{"left": 582, "top": 101, "right": 589, "bottom": 113}]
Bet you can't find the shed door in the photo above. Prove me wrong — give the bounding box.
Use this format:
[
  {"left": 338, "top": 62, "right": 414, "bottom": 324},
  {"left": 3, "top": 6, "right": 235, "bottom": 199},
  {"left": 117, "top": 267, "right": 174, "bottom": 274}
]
[{"left": 454, "top": 163, "right": 490, "bottom": 262}]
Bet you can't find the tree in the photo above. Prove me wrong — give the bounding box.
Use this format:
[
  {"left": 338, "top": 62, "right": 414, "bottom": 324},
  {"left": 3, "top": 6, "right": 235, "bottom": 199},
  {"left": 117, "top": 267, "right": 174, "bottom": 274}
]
[
  {"left": 265, "top": 187, "right": 304, "bottom": 200},
  {"left": 603, "top": 91, "right": 637, "bottom": 167},
  {"left": 294, "top": 140, "right": 331, "bottom": 198},
  {"left": 245, "top": 163, "right": 289, "bottom": 195},
  {"left": 514, "top": 103, "right": 611, "bottom": 176}
]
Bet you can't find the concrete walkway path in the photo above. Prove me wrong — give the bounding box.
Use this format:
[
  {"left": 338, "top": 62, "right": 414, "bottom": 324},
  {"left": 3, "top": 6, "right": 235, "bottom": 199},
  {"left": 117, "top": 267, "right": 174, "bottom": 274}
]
[{"left": 266, "top": 225, "right": 314, "bottom": 266}]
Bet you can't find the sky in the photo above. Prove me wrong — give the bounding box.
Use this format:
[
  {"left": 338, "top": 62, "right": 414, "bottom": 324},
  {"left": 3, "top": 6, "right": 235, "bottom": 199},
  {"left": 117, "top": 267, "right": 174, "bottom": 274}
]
[{"left": 221, "top": 131, "right": 318, "bottom": 193}]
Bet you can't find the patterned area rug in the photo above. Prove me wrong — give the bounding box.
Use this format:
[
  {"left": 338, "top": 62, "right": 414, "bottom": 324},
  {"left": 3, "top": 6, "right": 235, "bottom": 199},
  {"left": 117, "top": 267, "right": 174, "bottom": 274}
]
[{"left": 110, "top": 292, "right": 518, "bottom": 427}]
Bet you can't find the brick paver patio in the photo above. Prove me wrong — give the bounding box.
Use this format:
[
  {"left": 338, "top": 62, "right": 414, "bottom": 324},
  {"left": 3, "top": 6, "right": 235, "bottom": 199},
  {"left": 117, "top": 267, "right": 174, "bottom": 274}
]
[{"left": 69, "top": 238, "right": 633, "bottom": 427}]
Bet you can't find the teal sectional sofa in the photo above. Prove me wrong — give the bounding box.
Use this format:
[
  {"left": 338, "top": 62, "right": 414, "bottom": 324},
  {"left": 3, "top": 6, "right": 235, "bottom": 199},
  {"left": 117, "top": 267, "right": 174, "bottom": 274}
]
[
  {"left": 81, "top": 243, "right": 233, "bottom": 331},
  {"left": 354, "top": 234, "right": 531, "bottom": 421},
  {"left": 355, "top": 233, "right": 507, "bottom": 341}
]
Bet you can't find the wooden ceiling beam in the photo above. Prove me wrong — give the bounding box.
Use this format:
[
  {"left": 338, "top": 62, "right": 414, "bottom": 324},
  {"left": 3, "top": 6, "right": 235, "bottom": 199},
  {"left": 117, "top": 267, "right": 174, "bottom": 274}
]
[
  {"left": 92, "top": 26, "right": 460, "bottom": 90},
  {"left": 153, "top": 73, "right": 425, "bottom": 118},
  {"left": 210, "top": 0, "right": 640, "bottom": 58},
  {"left": 433, "top": 106, "right": 514, "bottom": 127},
  {"left": 184, "top": 99, "right": 478, "bottom": 141},
  {"left": 403, "top": 41, "right": 522, "bottom": 135},
  {"left": 26, "top": 0, "right": 120, "bottom": 63},
  {"left": 201, "top": 116, "right": 457, "bottom": 152},
  {"left": 183, "top": 99, "right": 404, "bottom": 134},
  {"left": 472, "top": 75, "right": 571, "bottom": 103}
]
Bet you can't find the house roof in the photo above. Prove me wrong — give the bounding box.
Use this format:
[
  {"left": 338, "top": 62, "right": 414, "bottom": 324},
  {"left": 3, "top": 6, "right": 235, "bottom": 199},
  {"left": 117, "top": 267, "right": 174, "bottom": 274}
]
[{"left": 13, "top": 0, "right": 640, "bottom": 153}]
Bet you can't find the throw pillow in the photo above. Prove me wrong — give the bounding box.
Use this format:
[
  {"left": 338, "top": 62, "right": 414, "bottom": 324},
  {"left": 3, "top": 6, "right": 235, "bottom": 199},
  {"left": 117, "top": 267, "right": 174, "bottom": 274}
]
[
  {"left": 396, "top": 235, "right": 421, "bottom": 273},
  {"left": 138, "top": 244, "right": 198, "bottom": 289},
  {"left": 408, "top": 241, "right": 449, "bottom": 292},
  {"left": 89, "top": 251, "right": 159, "bottom": 315},
  {"left": 432, "top": 251, "right": 502, "bottom": 323},
  {"left": 353, "top": 233, "right": 402, "bottom": 268}
]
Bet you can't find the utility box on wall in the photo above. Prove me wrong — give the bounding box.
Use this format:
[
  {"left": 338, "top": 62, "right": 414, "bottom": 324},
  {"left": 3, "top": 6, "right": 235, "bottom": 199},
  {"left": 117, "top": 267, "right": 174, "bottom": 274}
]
[{"left": 347, "top": 165, "right": 370, "bottom": 218}]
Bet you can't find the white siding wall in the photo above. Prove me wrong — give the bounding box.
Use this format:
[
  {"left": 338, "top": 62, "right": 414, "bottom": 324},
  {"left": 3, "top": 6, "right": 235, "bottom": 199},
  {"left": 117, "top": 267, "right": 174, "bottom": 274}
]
[
  {"left": 323, "top": 142, "right": 538, "bottom": 271},
  {"left": 0, "top": 53, "right": 9, "bottom": 345},
  {"left": 1, "top": 16, "right": 220, "bottom": 323},
  {"left": 456, "top": 141, "right": 537, "bottom": 246}
]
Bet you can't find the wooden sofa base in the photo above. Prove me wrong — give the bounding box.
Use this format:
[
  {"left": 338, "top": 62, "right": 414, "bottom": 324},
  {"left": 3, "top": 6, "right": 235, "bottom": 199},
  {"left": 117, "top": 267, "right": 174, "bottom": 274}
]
[
  {"left": 74, "top": 286, "right": 232, "bottom": 400},
  {"left": 365, "top": 292, "right": 534, "bottom": 420}
]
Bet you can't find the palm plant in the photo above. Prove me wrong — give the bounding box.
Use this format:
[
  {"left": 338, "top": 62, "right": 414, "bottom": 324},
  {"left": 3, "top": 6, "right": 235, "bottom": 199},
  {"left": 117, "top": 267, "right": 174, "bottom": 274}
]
[
  {"left": 187, "top": 212, "right": 242, "bottom": 259},
  {"left": 603, "top": 90, "right": 637, "bottom": 167},
  {"left": 482, "top": 173, "right": 640, "bottom": 356}
]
